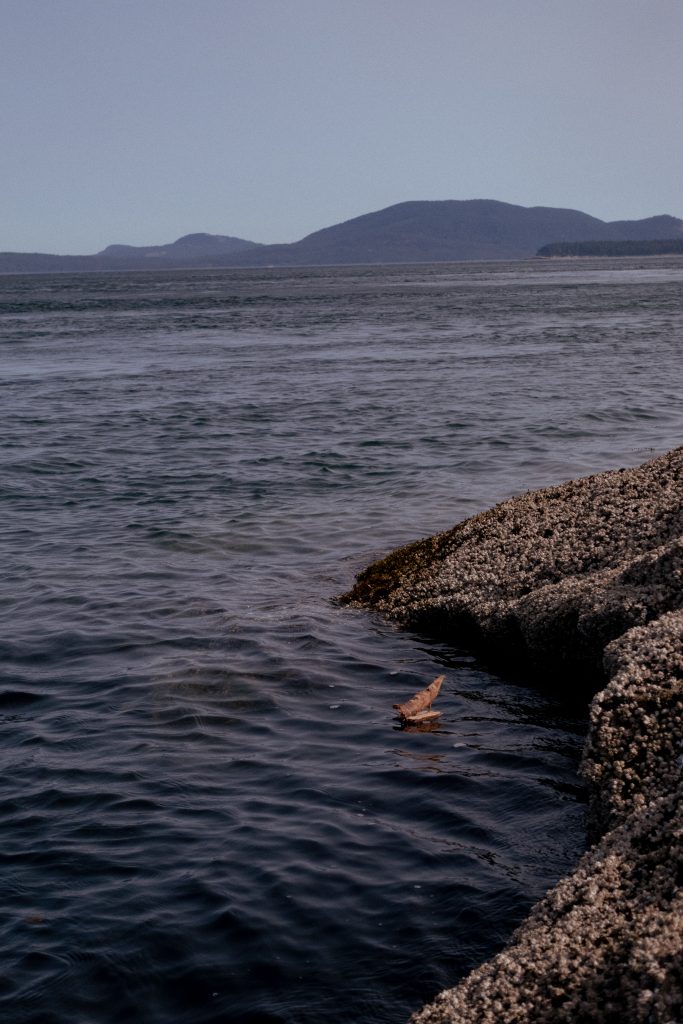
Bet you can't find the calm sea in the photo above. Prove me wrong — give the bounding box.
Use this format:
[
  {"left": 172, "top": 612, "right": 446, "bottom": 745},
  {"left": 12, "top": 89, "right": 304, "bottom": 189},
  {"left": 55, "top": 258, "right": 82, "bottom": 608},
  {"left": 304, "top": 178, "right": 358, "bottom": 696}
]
[{"left": 2, "top": 258, "right": 682, "bottom": 1024}]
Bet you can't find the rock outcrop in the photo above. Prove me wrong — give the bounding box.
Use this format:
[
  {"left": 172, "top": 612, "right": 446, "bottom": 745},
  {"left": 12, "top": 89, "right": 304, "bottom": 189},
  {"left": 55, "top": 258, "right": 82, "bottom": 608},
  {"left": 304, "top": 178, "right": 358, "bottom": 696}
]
[{"left": 341, "top": 446, "right": 683, "bottom": 1023}]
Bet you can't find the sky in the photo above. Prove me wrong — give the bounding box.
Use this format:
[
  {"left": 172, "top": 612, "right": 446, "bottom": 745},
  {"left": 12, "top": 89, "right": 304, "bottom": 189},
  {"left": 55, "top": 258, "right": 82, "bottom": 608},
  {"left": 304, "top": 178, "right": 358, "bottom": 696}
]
[{"left": 2, "top": 0, "right": 683, "bottom": 253}]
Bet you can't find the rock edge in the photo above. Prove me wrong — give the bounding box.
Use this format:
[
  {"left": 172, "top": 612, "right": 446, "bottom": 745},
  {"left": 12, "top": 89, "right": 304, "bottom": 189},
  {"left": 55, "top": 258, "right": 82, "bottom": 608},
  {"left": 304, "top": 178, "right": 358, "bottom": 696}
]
[{"left": 340, "top": 446, "right": 683, "bottom": 1023}]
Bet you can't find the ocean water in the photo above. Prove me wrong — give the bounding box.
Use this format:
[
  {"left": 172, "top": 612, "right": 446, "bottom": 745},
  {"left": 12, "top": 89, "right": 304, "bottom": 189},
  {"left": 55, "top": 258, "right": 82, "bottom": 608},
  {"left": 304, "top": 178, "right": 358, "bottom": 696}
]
[{"left": 1, "top": 258, "right": 682, "bottom": 1024}]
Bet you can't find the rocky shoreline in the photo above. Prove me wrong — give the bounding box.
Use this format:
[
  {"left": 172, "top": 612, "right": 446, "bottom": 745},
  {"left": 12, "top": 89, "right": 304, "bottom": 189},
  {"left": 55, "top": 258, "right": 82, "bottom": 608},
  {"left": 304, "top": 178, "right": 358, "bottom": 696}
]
[{"left": 341, "top": 447, "right": 683, "bottom": 1023}]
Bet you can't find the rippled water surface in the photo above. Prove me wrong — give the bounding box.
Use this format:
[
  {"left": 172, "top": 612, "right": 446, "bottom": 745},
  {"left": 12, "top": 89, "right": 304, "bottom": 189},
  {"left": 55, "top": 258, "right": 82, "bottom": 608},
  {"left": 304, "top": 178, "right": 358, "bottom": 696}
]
[{"left": 2, "top": 258, "right": 683, "bottom": 1023}]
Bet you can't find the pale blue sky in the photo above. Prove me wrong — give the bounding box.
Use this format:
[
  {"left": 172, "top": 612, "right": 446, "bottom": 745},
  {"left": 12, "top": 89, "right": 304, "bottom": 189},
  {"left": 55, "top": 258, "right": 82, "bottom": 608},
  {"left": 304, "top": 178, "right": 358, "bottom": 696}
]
[{"left": 2, "top": 0, "right": 682, "bottom": 253}]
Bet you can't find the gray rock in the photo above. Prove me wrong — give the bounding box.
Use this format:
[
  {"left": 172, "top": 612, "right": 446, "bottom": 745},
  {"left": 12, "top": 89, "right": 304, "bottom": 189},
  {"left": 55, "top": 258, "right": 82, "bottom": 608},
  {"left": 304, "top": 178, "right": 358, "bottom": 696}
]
[{"left": 341, "top": 446, "right": 683, "bottom": 1022}]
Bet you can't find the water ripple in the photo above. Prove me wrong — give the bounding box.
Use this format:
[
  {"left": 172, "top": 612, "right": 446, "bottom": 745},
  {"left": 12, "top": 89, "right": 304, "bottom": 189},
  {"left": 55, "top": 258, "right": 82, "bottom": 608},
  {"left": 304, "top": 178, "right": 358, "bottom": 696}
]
[{"left": 1, "top": 259, "right": 682, "bottom": 1021}]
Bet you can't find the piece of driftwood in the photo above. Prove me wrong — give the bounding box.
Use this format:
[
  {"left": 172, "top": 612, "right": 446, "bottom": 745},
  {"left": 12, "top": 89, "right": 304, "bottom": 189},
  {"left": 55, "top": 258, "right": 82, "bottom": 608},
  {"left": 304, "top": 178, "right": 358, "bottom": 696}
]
[
  {"left": 393, "top": 675, "right": 444, "bottom": 721},
  {"left": 402, "top": 709, "right": 442, "bottom": 724}
]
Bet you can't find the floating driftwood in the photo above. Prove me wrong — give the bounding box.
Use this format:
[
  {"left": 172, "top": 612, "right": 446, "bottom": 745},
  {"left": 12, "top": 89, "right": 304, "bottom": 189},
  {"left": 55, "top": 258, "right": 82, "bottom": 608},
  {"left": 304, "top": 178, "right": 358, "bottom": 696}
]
[{"left": 393, "top": 674, "right": 444, "bottom": 724}]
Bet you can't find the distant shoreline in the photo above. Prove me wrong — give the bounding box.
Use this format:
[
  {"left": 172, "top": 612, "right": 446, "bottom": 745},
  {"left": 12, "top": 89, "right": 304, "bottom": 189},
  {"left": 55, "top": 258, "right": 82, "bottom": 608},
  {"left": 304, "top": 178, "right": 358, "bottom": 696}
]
[
  {"left": 537, "top": 238, "right": 683, "bottom": 257},
  {"left": 4, "top": 251, "right": 683, "bottom": 278},
  {"left": 3, "top": 199, "right": 683, "bottom": 272}
]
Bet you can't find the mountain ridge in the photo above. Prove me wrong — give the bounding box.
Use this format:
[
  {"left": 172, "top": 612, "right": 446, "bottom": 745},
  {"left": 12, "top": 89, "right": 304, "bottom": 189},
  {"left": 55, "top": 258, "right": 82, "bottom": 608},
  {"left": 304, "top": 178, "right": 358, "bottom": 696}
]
[
  {"left": 97, "top": 232, "right": 261, "bottom": 261},
  {"left": 2, "top": 200, "right": 683, "bottom": 273}
]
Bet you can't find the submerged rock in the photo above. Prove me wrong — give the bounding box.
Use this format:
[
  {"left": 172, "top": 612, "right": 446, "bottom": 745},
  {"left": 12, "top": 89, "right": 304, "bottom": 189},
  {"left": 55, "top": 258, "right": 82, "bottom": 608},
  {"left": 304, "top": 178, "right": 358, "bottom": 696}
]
[{"left": 341, "top": 446, "right": 683, "bottom": 1022}]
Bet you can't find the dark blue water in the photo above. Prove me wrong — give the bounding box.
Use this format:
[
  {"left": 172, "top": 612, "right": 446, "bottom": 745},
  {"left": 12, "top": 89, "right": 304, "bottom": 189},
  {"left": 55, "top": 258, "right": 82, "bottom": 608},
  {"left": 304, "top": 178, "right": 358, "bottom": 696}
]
[{"left": 1, "top": 259, "right": 682, "bottom": 1023}]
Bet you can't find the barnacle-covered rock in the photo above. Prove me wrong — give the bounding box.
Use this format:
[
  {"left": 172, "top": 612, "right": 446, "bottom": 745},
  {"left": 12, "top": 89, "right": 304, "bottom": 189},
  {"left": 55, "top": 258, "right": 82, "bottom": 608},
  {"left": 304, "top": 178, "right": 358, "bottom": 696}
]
[{"left": 341, "top": 445, "right": 683, "bottom": 1022}]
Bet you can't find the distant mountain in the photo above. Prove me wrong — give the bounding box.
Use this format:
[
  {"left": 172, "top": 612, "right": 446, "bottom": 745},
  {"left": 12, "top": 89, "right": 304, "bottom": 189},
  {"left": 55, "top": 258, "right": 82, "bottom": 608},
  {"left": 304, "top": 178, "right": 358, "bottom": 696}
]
[
  {"left": 97, "top": 232, "right": 260, "bottom": 262},
  {"left": 216, "top": 200, "right": 683, "bottom": 266},
  {"left": 0, "top": 232, "right": 261, "bottom": 274},
  {"left": 2, "top": 201, "right": 682, "bottom": 273}
]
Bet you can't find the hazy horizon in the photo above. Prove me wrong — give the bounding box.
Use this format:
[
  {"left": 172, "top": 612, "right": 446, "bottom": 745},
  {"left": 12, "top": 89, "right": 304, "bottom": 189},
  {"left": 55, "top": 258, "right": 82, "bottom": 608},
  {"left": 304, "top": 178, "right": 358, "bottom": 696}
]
[
  {"left": 3, "top": 0, "right": 683, "bottom": 253},
  {"left": 5, "top": 196, "right": 683, "bottom": 258}
]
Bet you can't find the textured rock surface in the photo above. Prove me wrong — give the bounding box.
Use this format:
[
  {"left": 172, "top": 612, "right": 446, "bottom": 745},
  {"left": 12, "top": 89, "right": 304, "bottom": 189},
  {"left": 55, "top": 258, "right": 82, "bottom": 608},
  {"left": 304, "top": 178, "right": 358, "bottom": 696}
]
[{"left": 341, "top": 446, "right": 683, "bottom": 1022}]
